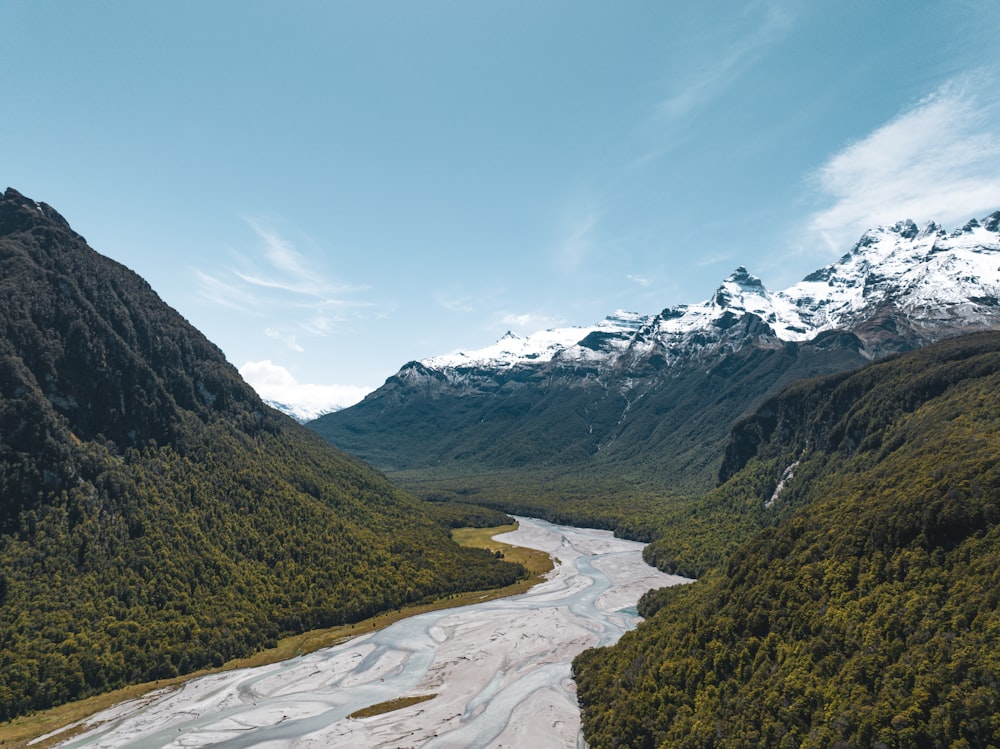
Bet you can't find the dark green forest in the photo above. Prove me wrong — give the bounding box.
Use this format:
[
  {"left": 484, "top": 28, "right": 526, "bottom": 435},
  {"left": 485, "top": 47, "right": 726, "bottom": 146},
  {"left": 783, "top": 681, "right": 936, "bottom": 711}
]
[
  {"left": 0, "top": 426, "right": 523, "bottom": 721},
  {"left": 573, "top": 332, "right": 1000, "bottom": 748},
  {"left": 0, "top": 189, "right": 523, "bottom": 721}
]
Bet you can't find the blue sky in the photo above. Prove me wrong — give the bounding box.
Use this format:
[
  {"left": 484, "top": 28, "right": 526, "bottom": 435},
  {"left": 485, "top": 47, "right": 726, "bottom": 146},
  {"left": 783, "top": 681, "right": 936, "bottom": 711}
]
[{"left": 3, "top": 1, "right": 1000, "bottom": 413}]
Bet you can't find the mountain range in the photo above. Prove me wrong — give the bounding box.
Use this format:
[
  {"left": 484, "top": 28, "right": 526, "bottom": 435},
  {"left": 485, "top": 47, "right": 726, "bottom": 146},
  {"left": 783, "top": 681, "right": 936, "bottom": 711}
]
[{"left": 309, "top": 213, "right": 1000, "bottom": 493}]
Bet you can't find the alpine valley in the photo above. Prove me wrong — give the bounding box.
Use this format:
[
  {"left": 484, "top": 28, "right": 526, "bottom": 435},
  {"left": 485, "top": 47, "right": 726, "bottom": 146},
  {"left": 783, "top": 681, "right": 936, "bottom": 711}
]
[
  {"left": 309, "top": 215, "right": 1000, "bottom": 538},
  {"left": 4, "top": 184, "right": 1000, "bottom": 749}
]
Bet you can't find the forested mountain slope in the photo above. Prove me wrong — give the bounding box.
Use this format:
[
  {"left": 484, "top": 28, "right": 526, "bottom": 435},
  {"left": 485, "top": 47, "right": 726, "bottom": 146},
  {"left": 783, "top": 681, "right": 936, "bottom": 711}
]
[
  {"left": 574, "top": 331, "right": 1000, "bottom": 748},
  {"left": 0, "top": 188, "right": 522, "bottom": 721}
]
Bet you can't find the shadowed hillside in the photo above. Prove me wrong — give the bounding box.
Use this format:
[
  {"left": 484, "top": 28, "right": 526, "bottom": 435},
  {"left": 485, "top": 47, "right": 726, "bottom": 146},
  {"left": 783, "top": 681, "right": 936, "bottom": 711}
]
[{"left": 0, "top": 188, "right": 522, "bottom": 721}]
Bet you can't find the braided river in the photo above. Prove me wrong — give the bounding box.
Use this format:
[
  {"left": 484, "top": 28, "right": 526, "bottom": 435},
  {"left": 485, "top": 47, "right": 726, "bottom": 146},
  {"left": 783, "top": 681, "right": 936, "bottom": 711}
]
[{"left": 51, "top": 518, "right": 691, "bottom": 749}]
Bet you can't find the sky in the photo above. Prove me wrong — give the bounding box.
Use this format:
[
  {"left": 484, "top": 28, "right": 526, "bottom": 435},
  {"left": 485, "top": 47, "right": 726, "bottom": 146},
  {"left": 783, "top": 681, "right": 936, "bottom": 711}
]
[{"left": 3, "top": 1, "right": 1000, "bottom": 415}]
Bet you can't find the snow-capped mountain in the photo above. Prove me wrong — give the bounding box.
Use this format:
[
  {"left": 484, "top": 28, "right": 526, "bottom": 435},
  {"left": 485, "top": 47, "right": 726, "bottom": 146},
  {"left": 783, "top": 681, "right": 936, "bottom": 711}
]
[
  {"left": 309, "top": 212, "right": 1000, "bottom": 490},
  {"left": 423, "top": 311, "right": 648, "bottom": 370},
  {"left": 420, "top": 213, "right": 1000, "bottom": 374},
  {"left": 260, "top": 398, "right": 340, "bottom": 424}
]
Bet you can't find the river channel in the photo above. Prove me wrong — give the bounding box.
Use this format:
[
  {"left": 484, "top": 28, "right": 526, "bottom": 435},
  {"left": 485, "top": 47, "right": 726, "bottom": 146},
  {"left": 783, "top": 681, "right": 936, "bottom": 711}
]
[{"left": 51, "top": 518, "right": 691, "bottom": 749}]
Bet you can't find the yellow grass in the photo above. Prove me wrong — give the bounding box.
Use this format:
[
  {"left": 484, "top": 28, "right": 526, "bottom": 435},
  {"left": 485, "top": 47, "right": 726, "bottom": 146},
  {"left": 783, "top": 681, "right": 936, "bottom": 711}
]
[
  {"left": 452, "top": 523, "right": 553, "bottom": 579},
  {"left": 0, "top": 522, "right": 552, "bottom": 748},
  {"left": 348, "top": 693, "right": 436, "bottom": 719}
]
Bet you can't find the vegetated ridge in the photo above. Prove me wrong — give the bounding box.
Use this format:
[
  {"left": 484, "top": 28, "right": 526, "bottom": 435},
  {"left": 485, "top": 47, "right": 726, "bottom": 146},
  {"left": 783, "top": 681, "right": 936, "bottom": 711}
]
[
  {"left": 574, "top": 331, "right": 1000, "bottom": 748},
  {"left": 0, "top": 188, "right": 521, "bottom": 721},
  {"left": 309, "top": 213, "right": 1000, "bottom": 506}
]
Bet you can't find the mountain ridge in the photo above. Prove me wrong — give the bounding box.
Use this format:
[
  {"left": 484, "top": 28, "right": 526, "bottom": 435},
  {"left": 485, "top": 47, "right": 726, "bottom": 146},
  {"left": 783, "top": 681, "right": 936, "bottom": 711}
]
[
  {"left": 417, "top": 212, "right": 1000, "bottom": 373},
  {"left": 309, "top": 212, "right": 1000, "bottom": 493}
]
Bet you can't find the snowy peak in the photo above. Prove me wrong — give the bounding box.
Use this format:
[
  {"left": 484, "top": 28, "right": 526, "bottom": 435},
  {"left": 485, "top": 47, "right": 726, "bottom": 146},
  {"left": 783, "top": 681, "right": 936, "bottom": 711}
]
[
  {"left": 781, "top": 214, "right": 1000, "bottom": 334},
  {"left": 261, "top": 399, "right": 340, "bottom": 424},
  {"left": 420, "top": 213, "right": 1000, "bottom": 372},
  {"left": 713, "top": 267, "right": 766, "bottom": 307},
  {"left": 423, "top": 312, "right": 646, "bottom": 370},
  {"left": 705, "top": 266, "right": 786, "bottom": 332}
]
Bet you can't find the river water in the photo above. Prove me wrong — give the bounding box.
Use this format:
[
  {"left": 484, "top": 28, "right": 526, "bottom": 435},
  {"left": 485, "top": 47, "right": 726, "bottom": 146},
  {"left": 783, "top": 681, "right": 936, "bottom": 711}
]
[{"left": 51, "top": 518, "right": 691, "bottom": 749}]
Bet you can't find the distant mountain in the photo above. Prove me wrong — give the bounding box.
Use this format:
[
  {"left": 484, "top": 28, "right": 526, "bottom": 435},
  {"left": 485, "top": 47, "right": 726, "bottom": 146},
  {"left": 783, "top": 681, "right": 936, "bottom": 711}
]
[
  {"left": 574, "top": 330, "right": 1000, "bottom": 748},
  {"left": 261, "top": 397, "right": 340, "bottom": 423},
  {"left": 309, "top": 214, "right": 1000, "bottom": 492},
  {"left": 0, "top": 188, "right": 521, "bottom": 720}
]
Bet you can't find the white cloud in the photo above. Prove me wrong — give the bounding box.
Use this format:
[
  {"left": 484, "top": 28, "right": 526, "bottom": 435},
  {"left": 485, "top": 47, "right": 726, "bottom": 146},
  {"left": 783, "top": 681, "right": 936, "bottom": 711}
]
[
  {"left": 808, "top": 76, "right": 1000, "bottom": 251},
  {"left": 239, "top": 360, "right": 371, "bottom": 419},
  {"left": 626, "top": 273, "right": 651, "bottom": 287},
  {"left": 501, "top": 312, "right": 535, "bottom": 327},
  {"left": 241, "top": 359, "right": 299, "bottom": 389}
]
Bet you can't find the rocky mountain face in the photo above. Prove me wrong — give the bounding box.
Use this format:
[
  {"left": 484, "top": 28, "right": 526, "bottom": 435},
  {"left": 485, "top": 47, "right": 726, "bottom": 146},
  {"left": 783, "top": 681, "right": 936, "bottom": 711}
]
[
  {"left": 310, "top": 213, "right": 1000, "bottom": 490},
  {"left": 0, "top": 188, "right": 520, "bottom": 720}
]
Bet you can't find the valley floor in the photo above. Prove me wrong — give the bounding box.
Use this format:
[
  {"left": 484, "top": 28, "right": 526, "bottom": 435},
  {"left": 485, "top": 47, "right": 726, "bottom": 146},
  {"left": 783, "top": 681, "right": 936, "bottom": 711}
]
[{"left": 30, "top": 519, "right": 689, "bottom": 749}]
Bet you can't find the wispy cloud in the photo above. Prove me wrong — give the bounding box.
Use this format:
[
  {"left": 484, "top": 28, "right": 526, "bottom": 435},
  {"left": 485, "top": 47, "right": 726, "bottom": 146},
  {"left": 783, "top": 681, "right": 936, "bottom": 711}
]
[
  {"left": 196, "top": 221, "right": 374, "bottom": 350},
  {"left": 235, "top": 220, "right": 366, "bottom": 297},
  {"left": 554, "top": 208, "right": 600, "bottom": 273},
  {"left": 265, "top": 327, "right": 304, "bottom": 353},
  {"left": 694, "top": 253, "right": 735, "bottom": 268},
  {"left": 194, "top": 270, "right": 263, "bottom": 315},
  {"left": 636, "top": 1, "right": 794, "bottom": 166},
  {"left": 626, "top": 273, "right": 651, "bottom": 287},
  {"left": 807, "top": 75, "right": 1000, "bottom": 251},
  {"left": 655, "top": 3, "right": 793, "bottom": 123},
  {"left": 254, "top": 225, "right": 311, "bottom": 278},
  {"left": 433, "top": 290, "right": 476, "bottom": 314}
]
